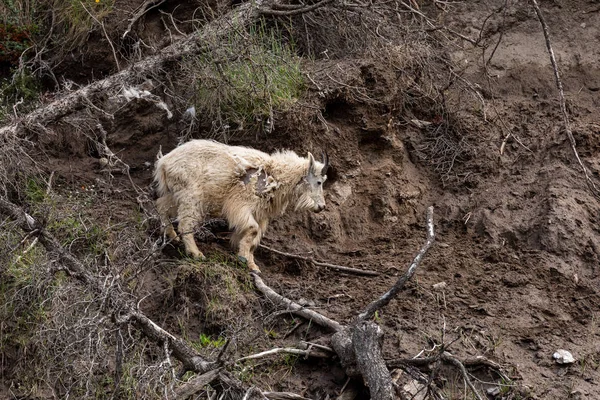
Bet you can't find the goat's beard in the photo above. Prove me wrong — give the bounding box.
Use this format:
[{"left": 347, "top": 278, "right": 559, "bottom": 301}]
[{"left": 294, "top": 192, "right": 316, "bottom": 211}]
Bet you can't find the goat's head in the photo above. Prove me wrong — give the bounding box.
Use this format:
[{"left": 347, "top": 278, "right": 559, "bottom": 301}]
[{"left": 295, "top": 152, "right": 329, "bottom": 213}]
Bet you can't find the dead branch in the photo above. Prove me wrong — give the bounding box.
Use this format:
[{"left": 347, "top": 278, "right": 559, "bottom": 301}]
[
  {"left": 259, "top": 0, "right": 336, "bottom": 16},
  {"left": 530, "top": 0, "right": 600, "bottom": 199},
  {"left": 330, "top": 207, "right": 436, "bottom": 400},
  {"left": 357, "top": 206, "right": 435, "bottom": 322},
  {"left": 0, "top": 197, "right": 215, "bottom": 374},
  {"left": 123, "top": 0, "right": 167, "bottom": 39},
  {"left": 259, "top": 244, "right": 380, "bottom": 276},
  {"left": 174, "top": 368, "right": 221, "bottom": 398},
  {"left": 236, "top": 345, "right": 331, "bottom": 363},
  {"left": 387, "top": 352, "right": 508, "bottom": 400},
  {"left": 252, "top": 273, "right": 343, "bottom": 332},
  {"left": 0, "top": 2, "right": 257, "bottom": 139},
  {"left": 80, "top": 2, "right": 120, "bottom": 71},
  {"left": 440, "top": 353, "right": 484, "bottom": 400},
  {"left": 263, "top": 392, "right": 312, "bottom": 400}
]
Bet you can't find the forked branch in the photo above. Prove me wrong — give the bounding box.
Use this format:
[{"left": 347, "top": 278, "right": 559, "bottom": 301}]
[{"left": 357, "top": 206, "right": 435, "bottom": 322}]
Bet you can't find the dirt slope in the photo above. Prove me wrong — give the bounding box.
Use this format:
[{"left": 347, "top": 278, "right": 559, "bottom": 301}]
[{"left": 2, "top": 0, "right": 600, "bottom": 399}]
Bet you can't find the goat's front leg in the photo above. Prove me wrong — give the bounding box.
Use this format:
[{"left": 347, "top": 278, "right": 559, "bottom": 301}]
[{"left": 237, "top": 223, "right": 261, "bottom": 273}]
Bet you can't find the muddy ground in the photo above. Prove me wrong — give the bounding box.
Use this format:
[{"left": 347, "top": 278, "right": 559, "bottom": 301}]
[{"left": 2, "top": 0, "right": 600, "bottom": 399}]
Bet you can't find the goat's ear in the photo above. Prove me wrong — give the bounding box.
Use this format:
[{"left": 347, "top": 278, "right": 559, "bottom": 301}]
[{"left": 307, "top": 152, "right": 316, "bottom": 176}]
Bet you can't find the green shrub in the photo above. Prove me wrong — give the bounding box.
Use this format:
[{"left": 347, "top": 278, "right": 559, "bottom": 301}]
[{"left": 192, "top": 20, "right": 304, "bottom": 135}]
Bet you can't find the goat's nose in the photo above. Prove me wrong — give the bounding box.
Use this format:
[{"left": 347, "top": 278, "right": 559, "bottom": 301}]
[{"left": 317, "top": 204, "right": 325, "bottom": 212}]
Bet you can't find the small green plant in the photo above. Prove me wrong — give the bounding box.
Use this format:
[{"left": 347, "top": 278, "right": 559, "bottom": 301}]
[
  {"left": 373, "top": 310, "right": 382, "bottom": 323},
  {"left": 191, "top": 333, "right": 226, "bottom": 351},
  {"left": 24, "top": 177, "right": 45, "bottom": 203},
  {"left": 264, "top": 328, "right": 278, "bottom": 339},
  {"left": 192, "top": 19, "right": 304, "bottom": 135},
  {"left": 47, "top": 214, "right": 107, "bottom": 254}
]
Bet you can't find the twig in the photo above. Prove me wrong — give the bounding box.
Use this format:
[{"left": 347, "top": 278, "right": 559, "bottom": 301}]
[
  {"left": 252, "top": 273, "right": 343, "bottom": 332},
  {"left": 441, "top": 352, "right": 484, "bottom": 400},
  {"left": 263, "top": 392, "right": 312, "bottom": 400},
  {"left": 80, "top": 2, "right": 120, "bottom": 72},
  {"left": 530, "top": 0, "right": 600, "bottom": 198},
  {"left": 11, "top": 236, "right": 38, "bottom": 266},
  {"left": 45, "top": 171, "right": 55, "bottom": 195},
  {"left": 236, "top": 346, "right": 331, "bottom": 363},
  {"left": 357, "top": 206, "right": 435, "bottom": 322},
  {"left": 387, "top": 353, "right": 508, "bottom": 398},
  {"left": 123, "top": 0, "right": 167, "bottom": 39},
  {"left": 259, "top": 0, "right": 336, "bottom": 16},
  {"left": 259, "top": 244, "right": 380, "bottom": 276},
  {"left": 12, "top": 98, "right": 24, "bottom": 118}
]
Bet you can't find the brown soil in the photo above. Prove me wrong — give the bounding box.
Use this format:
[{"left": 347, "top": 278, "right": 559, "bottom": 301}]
[{"left": 3, "top": 0, "right": 600, "bottom": 399}]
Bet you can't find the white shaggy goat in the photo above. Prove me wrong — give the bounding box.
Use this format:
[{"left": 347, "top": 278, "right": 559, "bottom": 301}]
[{"left": 154, "top": 139, "right": 329, "bottom": 273}]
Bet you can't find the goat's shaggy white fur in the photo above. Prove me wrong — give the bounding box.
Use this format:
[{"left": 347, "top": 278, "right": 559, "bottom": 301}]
[{"left": 154, "top": 139, "right": 328, "bottom": 272}]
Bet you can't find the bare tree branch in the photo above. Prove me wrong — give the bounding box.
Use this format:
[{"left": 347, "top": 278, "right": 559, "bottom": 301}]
[
  {"left": 352, "top": 321, "right": 394, "bottom": 400},
  {"left": 357, "top": 206, "right": 435, "bottom": 322},
  {"left": 236, "top": 345, "right": 331, "bottom": 363},
  {"left": 173, "top": 368, "right": 221, "bottom": 398},
  {"left": 252, "top": 273, "right": 344, "bottom": 332},
  {"left": 259, "top": 0, "right": 336, "bottom": 16},
  {"left": 259, "top": 244, "right": 380, "bottom": 276},
  {"left": 263, "top": 392, "right": 312, "bottom": 400}
]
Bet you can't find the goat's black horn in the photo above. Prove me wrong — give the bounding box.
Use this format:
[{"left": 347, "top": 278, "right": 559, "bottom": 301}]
[{"left": 321, "top": 151, "right": 330, "bottom": 175}]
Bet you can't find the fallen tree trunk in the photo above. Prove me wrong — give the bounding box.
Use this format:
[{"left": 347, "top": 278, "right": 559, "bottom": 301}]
[{"left": 0, "top": 2, "right": 257, "bottom": 138}]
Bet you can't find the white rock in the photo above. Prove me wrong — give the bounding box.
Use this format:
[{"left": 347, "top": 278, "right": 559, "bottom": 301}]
[
  {"left": 432, "top": 281, "right": 447, "bottom": 291},
  {"left": 553, "top": 349, "right": 575, "bottom": 364}
]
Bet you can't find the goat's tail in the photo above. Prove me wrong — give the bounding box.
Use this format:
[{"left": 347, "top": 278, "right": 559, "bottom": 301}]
[{"left": 153, "top": 154, "right": 170, "bottom": 197}]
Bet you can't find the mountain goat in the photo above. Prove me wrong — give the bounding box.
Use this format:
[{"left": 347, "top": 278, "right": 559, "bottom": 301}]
[{"left": 154, "top": 139, "right": 329, "bottom": 273}]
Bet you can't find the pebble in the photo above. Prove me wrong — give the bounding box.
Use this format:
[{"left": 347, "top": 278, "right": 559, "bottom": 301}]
[{"left": 553, "top": 349, "right": 575, "bottom": 364}]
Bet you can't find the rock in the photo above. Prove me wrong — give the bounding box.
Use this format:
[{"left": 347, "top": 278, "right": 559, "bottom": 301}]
[
  {"left": 487, "top": 387, "right": 501, "bottom": 396},
  {"left": 432, "top": 281, "right": 447, "bottom": 291},
  {"left": 98, "top": 157, "right": 109, "bottom": 168},
  {"left": 553, "top": 349, "right": 575, "bottom": 364}
]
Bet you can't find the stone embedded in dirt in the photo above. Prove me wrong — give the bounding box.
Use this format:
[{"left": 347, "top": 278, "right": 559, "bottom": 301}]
[
  {"left": 432, "top": 281, "right": 447, "bottom": 291},
  {"left": 487, "top": 387, "right": 501, "bottom": 396},
  {"left": 553, "top": 349, "right": 575, "bottom": 364}
]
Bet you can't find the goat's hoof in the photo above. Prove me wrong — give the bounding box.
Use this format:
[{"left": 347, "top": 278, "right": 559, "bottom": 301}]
[
  {"left": 248, "top": 263, "right": 262, "bottom": 274},
  {"left": 188, "top": 251, "right": 206, "bottom": 260}
]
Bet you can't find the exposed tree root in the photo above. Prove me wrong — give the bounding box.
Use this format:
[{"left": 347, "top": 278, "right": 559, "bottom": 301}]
[{"left": 252, "top": 272, "right": 343, "bottom": 332}]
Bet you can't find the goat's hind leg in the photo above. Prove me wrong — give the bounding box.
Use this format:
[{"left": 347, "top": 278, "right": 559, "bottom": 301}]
[
  {"left": 177, "top": 195, "right": 206, "bottom": 260},
  {"left": 156, "top": 194, "right": 179, "bottom": 242}
]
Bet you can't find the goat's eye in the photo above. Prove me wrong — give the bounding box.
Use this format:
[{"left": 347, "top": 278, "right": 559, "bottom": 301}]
[{"left": 317, "top": 181, "right": 322, "bottom": 185}]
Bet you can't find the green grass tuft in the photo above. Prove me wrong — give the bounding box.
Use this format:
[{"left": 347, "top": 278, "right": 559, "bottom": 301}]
[{"left": 191, "top": 20, "right": 304, "bottom": 136}]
